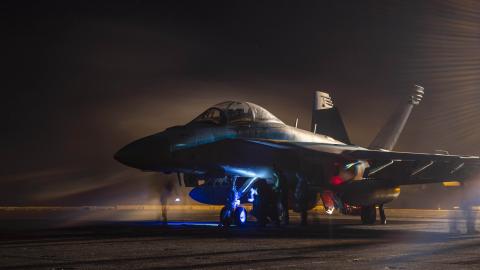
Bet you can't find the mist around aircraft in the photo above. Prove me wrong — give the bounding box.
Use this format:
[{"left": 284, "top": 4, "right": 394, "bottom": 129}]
[{"left": 115, "top": 85, "right": 480, "bottom": 227}]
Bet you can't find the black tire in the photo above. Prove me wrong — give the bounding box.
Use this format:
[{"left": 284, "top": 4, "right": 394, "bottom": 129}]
[
  {"left": 361, "top": 205, "right": 376, "bottom": 225},
  {"left": 219, "top": 206, "right": 231, "bottom": 226},
  {"left": 234, "top": 207, "right": 247, "bottom": 226}
]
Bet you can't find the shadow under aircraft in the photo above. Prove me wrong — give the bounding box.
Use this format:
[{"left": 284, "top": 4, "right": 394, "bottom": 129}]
[{"left": 115, "top": 85, "right": 480, "bottom": 227}]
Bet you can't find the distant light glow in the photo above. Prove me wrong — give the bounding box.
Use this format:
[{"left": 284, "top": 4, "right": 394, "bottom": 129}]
[
  {"left": 412, "top": 1, "right": 480, "bottom": 150},
  {"left": 175, "top": 197, "right": 181, "bottom": 202},
  {"left": 442, "top": 181, "right": 462, "bottom": 187},
  {"left": 325, "top": 207, "right": 335, "bottom": 215}
]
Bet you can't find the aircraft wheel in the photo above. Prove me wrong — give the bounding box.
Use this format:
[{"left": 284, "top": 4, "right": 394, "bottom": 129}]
[
  {"left": 234, "top": 207, "right": 247, "bottom": 226},
  {"left": 219, "top": 206, "right": 232, "bottom": 226},
  {"left": 360, "top": 205, "right": 376, "bottom": 225}
]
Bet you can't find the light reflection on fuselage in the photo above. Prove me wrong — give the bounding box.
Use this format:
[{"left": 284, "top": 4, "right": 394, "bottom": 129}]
[{"left": 115, "top": 101, "right": 345, "bottom": 173}]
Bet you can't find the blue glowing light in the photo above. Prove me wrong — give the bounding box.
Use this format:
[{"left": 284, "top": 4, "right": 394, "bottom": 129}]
[
  {"left": 248, "top": 188, "right": 257, "bottom": 202},
  {"left": 163, "top": 221, "right": 219, "bottom": 227},
  {"left": 134, "top": 221, "right": 219, "bottom": 227},
  {"left": 239, "top": 208, "right": 247, "bottom": 223},
  {"left": 222, "top": 166, "right": 257, "bottom": 177}
]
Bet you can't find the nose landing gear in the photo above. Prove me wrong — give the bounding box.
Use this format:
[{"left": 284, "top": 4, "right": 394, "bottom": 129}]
[
  {"left": 219, "top": 206, "right": 232, "bottom": 227},
  {"left": 219, "top": 176, "right": 251, "bottom": 227},
  {"left": 220, "top": 206, "right": 247, "bottom": 226},
  {"left": 234, "top": 207, "right": 247, "bottom": 225}
]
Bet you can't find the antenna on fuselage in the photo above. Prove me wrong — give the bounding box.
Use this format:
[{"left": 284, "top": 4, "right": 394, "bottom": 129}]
[
  {"left": 295, "top": 118, "right": 299, "bottom": 128},
  {"left": 313, "top": 123, "right": 317, "bottom": 134}
]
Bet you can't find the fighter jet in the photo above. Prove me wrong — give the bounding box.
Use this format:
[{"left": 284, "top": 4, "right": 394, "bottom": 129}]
[{"left": 115, "top": 85, "right": 480, "bottom": 227}]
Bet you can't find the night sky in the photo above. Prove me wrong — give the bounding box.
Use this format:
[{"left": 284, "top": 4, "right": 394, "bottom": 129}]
[{"left": 1, "top": 0, "right": 479, "bottom": 206}]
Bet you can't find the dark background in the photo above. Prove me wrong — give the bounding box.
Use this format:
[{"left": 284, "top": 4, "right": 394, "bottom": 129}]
[{"left": 1, "top": 0, "right": 479, "bottom": 206}]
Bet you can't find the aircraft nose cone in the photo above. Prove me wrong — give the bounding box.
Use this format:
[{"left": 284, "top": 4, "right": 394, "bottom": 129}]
[
  {"left": 114, "top": 145, "right": 135, "bottom": 166},
  {"left": 114, "top": 142, "right": 145, "bottom": 168},
  {"left": 114, "top": 133, "right": 171, "bottom": 170}
]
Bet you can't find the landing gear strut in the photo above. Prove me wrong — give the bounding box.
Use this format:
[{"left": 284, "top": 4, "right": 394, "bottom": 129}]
[
  {"left": 360, "top": 205, "right": 376, "bottom": 224},
  {"left": 219, "top": 176, "right": 253, "bottom": 227},
  {"left": 360, "top": 205, "right": 387, "bottom": 225},
  {"left": 379, "top": 204, "right": 387, "bottom": 225}
]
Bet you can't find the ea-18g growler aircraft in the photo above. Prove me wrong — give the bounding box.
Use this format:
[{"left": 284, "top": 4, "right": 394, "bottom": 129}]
[{"left": 115, "top": 85, "right": 480, "bottom": 227}]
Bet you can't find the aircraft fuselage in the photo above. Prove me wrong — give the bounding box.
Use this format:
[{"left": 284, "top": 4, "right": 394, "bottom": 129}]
[{"left": 115, "top": 118, "right": 343, "bottom": 174}]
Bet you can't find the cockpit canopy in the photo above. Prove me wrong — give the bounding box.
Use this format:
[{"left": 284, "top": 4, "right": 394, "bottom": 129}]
[{"left": 192, "top": 101, "right": 284, "bottom": 125}]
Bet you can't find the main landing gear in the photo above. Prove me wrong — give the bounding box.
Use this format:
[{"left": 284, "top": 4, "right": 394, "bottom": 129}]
[
  {"left": 360, "top": 204, "right": 387, "bottom": 225},
  {"left": 360, "top": 205, "right": 376, "bottom": 224},
  {"left": 379, "top": 204, "right": 387, "bottom": 225}
]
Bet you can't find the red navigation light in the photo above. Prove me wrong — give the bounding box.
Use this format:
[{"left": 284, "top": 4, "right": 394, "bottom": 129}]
[{"left": 330, "top": 175, "right": 344, "bottom": 186}]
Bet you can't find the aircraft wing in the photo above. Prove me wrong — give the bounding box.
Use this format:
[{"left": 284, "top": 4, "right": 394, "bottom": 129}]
[
  {"left": 346, "top": 149, "right": 479, "bottom": 185},
  {"left": 280, "top": 141, "right": 480, "bottom": 185},
  {"left": 173, "top": 138, "right": 480, "bottom": 185}
]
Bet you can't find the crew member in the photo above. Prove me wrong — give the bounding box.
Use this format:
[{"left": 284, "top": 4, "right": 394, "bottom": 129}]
[
  {"left": 294, "top": 173, "right": 309, "bottom": 226},
  {"left": 158, "top": 178, "right": 177, "bottom": 226}
]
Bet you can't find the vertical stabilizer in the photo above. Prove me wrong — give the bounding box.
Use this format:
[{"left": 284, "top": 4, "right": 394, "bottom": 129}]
[
  {"left": 369, "top": 85, "right": 425, "bottom": 150},
  {"left": 311, "top": 91, "right": 351, "bottom": 144}
]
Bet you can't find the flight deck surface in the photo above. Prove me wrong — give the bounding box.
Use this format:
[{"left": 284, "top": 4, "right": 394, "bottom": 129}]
[{"left": 0, "top": 208, "right": 479, "bottom": 270}]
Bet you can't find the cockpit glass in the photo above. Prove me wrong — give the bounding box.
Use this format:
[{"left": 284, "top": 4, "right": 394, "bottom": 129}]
[
  {"left": 248, "top": 102, "right": 283, "bottom": 124},
  {"left": 212, "top": 102, "right": 231, "bottom": 110},
  {"left": 193, "top": 101, "right": 284, "bottom": 125},
  {"left": 192, "top": 108, "right": 225, "bottom": 125},
  {"left": 225, "top": 102, "right": 252, "bottom": 124}
]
